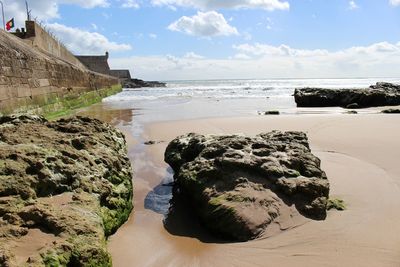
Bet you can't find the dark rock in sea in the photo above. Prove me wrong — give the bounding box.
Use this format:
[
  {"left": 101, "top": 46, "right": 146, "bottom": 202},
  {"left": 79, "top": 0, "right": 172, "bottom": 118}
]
[
  {"left": 370, "top": 82, "right": 400, "bottom": 90},
  {"left": 381, "top": 108, "right": 400, "bottom": 114},
  {"left": 0, "top": 115, "right": 133, "bottom": 266},
  {"left": 164, "top": 131, "right": 329, "bottom": 241},
  {"left": 294, "top": 82, "right": 400, "bottom": 108},
  {"left": 144, "top": 140, "right": 165, "bottom": 145},
  {"left": 346, "top": 110, "right": 358, "bottom": 114},
  {"left": 264, "top": 110, "right": 280, "bottom": 115},
  {"left": 123, "top": 78, "right": 166, "bottom": 88}
]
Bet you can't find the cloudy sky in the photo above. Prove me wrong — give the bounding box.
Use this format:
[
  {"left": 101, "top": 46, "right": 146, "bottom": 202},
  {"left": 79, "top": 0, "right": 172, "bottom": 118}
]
[{"left": 3, "top": 0, "right": 400, "bottom": 80}]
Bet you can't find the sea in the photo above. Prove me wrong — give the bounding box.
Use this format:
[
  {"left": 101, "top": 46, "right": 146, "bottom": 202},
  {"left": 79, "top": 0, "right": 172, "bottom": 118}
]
[{"left": 103, "top": 78, "right": 400, "bottom": 122}]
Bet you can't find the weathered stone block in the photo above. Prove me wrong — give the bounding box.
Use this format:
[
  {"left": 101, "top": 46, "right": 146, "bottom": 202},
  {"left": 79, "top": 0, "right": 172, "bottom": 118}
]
[
  {"left": 2, "top": 66, "right": 13, "bottom": 76},
  {"left": 31, "top": 86, "right": 51, "bottom": 97},
  {"left": 0, "top": 76, "right": 10, "bottom": 85},
  {"left": 38, "top": 78, "right": 50, "bottom": 87},
  {"left": 0, "top": 86, "right": 11, "bottom": 100},
  {"left": 17, "top": 85, "right": 32, "bottom": 98}
]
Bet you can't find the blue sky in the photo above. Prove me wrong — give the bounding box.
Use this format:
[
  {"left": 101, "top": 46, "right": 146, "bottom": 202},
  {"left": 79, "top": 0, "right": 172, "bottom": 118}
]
[{"left": 4, "top": 0, "right": 400, "bottom": 80}]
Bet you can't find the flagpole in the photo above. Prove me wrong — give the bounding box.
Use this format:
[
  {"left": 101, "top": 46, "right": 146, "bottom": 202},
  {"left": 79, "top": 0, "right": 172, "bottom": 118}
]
[
  {"left": 25, "top": 0, "right": 30, "bottom": 21},
  {"left": 0, "top": 1, "right": 5, "bottom": 31}
]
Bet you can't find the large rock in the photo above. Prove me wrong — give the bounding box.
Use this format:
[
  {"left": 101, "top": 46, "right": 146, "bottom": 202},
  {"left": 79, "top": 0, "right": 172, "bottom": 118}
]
[
  {"left": 294, "top": 82, "right": 400, "bottom": 108},
  {"left": 123, "top": 78, "right": 166, "bottom": 89},
  {"left": 165, "top": 131, "right": 329, "bottom": 241},
  {"left": 0, "top": 115, "right": 133, "bottom": 266}
]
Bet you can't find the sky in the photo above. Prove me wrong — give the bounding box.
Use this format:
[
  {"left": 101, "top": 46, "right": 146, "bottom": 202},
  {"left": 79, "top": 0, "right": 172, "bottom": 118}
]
[{"left": 2, "top": 0, "right": 400, "bottom": 80}]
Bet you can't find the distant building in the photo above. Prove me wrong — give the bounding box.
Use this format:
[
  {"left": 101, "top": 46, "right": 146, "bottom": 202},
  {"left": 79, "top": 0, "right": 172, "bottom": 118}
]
[
  {"left": 75, "top": 52, "right": 111, "bottom": 75},
  {"left": 110, "top": 70, "right": 132, "bottom": 82}
]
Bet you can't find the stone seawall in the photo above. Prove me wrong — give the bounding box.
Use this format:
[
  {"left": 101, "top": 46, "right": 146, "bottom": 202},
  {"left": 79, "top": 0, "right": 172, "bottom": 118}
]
[
  {"left": 0, "top": 29, "right": 120, "bottom": 117},
  {"left": 20, "top": 21, "right": 87, "bottom": 69}
]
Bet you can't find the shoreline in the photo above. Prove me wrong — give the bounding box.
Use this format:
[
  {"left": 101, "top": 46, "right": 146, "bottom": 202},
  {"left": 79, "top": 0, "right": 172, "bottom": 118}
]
[{"left": 95, "top": 109, "right": 400, "bottom": 267}]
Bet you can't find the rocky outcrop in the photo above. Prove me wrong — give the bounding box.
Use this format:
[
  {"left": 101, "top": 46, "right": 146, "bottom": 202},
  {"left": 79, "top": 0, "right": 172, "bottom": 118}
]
[
  {"left": 382, "top": 108, "right": 400, "bottom": 114},
  {"left": 294, "top": 82, "right": 400, "bottom": 108},
  {"left": 165, "top": 131, "right": 329, "bottom": 241},
  {"left": 123, "top": 78, "right": 166, "bottom": 89},
  {"left": 0, "top": 115, "right": 133, "bottom": 266}
]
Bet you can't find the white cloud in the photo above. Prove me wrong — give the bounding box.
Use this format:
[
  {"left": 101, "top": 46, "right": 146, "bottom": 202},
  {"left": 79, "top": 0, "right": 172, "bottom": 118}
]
[
  {"left": 184, "top": 52, "right": 204, "bottom": 59},
  {"left": 243, "top": 31, "right": 252, "bottom": 41},
  {"left": 266, "top": 17, "right": 274, "bottom": 30},
  {"left": 3, "top": 0, "right": 108, "bottom": 27},
  {"left": 348, "top": 1, "right": 359, "bottom": 10},
  {"left": 149, "top": 33, "right": 158, "bottom": 39},
  {"left": 151, "top": 0, "right": 289, "bottom": 11},
  {"left": 46, "top": 23, "right": 132, "bottom": 54},
  {"left": 233, "top": 43, "right": 330, "bottom": 57},
  {"left": 233, "top": 53, "right": 251, "bottom": 60},
  {"left": 60, "top": 0, "right": 109, "bottom": 8},
  {"left": 168, "top": 11, "right": 238, "bottom": 37},
  {"left": 109, "top": 41, "right": 400, "bottom": 80},
  {"left": 121, "top": 0, "right": 140, "bottom": 9},
  {"left": 390, "top": 0, "right": 400, "bottom": 6}
]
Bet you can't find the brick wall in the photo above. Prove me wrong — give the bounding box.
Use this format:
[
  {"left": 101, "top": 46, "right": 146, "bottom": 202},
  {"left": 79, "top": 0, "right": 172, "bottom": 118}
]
[{"left": 0, "top": 29, "right": 119, "bottom": 115}]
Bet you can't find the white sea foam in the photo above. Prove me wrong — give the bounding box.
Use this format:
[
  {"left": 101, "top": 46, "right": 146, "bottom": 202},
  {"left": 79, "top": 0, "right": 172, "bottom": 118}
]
[{"left": 104, "top": 78, "right": 400, "bottom": 103}]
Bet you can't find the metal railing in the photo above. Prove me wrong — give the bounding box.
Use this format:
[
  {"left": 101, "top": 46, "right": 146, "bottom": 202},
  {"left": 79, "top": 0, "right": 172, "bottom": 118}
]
[{"left": 33, "top": 17, "right": 69, "bottom": 52}]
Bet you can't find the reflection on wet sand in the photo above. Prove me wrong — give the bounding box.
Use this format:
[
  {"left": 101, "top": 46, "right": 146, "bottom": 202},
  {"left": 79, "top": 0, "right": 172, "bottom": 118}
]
[
  {"left": 144, "top": 168, "right": 174, "bottom": 215},
  {"left": 78, "top": 103, "right": 136, "bottom": 126}
]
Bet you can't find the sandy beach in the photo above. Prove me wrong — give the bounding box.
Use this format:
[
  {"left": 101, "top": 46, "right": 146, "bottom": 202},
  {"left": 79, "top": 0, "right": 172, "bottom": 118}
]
[{"left": 83, "top": 104, "right": 400, "bottom": 267}]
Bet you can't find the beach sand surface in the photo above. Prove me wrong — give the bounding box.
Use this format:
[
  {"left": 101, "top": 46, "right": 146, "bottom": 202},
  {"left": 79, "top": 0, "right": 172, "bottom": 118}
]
[{"left": 101, "top": 113, "right": 400, "bottom": 267}]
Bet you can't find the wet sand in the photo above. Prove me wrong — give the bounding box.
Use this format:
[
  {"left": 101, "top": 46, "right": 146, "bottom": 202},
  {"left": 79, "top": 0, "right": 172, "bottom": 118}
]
[{"left": 90, "top": 109, "right": 400, "bottom": 267}]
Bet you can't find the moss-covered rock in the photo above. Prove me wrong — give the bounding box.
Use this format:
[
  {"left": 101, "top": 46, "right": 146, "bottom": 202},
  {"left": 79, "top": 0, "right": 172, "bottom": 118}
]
[
  {"left": 0, "top": 115, "right": 133, "bottom": 266},
  {"left": 165, "top": 131, "right": 330, "bottom": 241},
  {"left": 327, "top": 198, "right": 346, "bottom": 211}
]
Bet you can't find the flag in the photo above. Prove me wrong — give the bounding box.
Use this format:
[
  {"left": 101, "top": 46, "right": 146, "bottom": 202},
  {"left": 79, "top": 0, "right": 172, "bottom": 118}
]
[{"left": 6, "top": 18, "right": 14, "bottom": 31}]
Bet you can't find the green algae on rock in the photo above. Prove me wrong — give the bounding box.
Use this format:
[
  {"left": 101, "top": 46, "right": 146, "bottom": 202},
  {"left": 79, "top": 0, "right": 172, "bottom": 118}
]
[
  {"left": 0, "top": 115, "right": 133, "bottom": 266},
  {"left": 327, "top": 198, "right": 346, "bottom": 211},
  {"left": 165, "top": 131, "right": 330, "bottom": 241}
]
